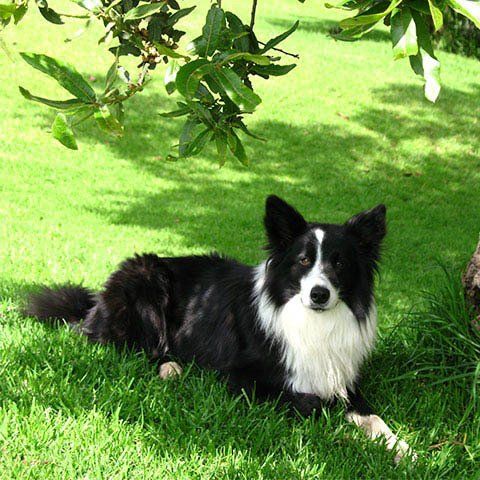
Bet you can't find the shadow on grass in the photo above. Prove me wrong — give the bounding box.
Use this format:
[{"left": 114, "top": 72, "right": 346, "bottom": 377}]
[
  {"left": 267, "top": 17, "right": 391, "bottom": 43},
  {"left": 352, "top": 83, "right": 480, "bottom": 148},
  {"left": 60, "top": 83, "right": 479, "bottom": 279},
  {"left": 21, "top": 79, "right": 480, "bottom": 308}
]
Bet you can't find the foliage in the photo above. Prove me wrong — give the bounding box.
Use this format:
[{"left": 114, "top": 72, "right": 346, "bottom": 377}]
[
  {"left": 434, "top": 7, "right": 480, "bottom": 59},
  {"left": 1, "top": 0, "right": 301, "bottom": 163},
  {"left": 328, "top": 0, "right": 480, "bottom": 103},
  {"left": 1, "top": 0, "right": 480, "bottom": 158}
]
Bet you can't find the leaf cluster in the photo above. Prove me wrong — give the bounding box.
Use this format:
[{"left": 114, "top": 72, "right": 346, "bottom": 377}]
[
  {"left": 3, "top": 0, "right": 480, "bottom": 156},
  {"left": 4, "top": 0, "right": 299, "bottom": 163},
  {"left": 328, "top": 0, "right": 480, "bottom": 102}
]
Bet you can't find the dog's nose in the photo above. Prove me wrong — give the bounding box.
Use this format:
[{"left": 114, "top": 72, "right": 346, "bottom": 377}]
[{"left": 310, "top": 286, "right": 330, "bottom": 305}]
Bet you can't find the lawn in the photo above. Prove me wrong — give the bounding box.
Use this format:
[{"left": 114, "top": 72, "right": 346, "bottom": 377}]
[{"left": 1, "top": 0, "right": 480, "bottom": 478}]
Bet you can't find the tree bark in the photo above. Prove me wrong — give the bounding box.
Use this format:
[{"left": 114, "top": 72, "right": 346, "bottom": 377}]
[{"left": 462, "top": 236, "right": 480, "bottom": 327}]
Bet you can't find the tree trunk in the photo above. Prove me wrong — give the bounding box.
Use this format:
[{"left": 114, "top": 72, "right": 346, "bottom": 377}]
[{"left": 462, "top": 236, "right": 480, "bottom": 327}]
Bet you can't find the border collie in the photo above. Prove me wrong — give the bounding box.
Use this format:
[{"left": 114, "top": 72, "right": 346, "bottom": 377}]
[{"left": 27, "top": 195, "right": 414, "bottom": 462}]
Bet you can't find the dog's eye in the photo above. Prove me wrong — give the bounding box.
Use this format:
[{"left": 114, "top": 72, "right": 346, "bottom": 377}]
[
  {"left": 331, "top": 253, "right": 343, "bottom": 268},
  {"left": 299, "top": 257, "right": 311, "bottom": 266}
]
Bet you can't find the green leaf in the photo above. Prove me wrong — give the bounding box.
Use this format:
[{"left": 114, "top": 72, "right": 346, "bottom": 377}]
[
  {"left": 188, "top": 127, "right": 212, "bottom": 156},
  {"left": 340, "top": 0, "right": 401, "bottom": 27},
  {"left": 227, "top": 129, "right": 248, "bottom": 165},
  {"left": 110, "top": 102, "right": 124, "bottom": 125},
  {"left": 447, "top": 0, "right": 480, "bottom": 28},
  {"left": 409, "top": 0, "right": 431, "bottom": 15},
  {"left": 411, "top": 11, "right": 441, "bottom": 102},
  {"left": 164, "top": 59, "right": 180, "bottom": 94},
  {"left": 94, "top": 105, "right": 124, "bottom": 137},
  {"left": 332, "top": 22, "right": 378, "bottom": 41},
  {"left": 261, "top": 21, "right": 299, "bottom": 53},
  {"left": 186, "top": 100, "right": 215, "bottom": 127},
  {"left": 167, "top": 5, "right": 195, "bottom": 26},
  {"left": 105, "top": 59, "right": 118, "bottom": 91},
  {"left": 251, "top": 63, "right": 296, "bottom": 76},
  {"left": 428, "top": 0, "right": 444, "bottom": 31},
  {"left": 0, "top": 3, "right": 17, "bottom": 20},
  {"left": 325, "top": 0, "right": 358, "bottom": 9},
  {"left": 52, "top": 113, "right": 78, "bottom": 150},
  {"left": 214, "top": 131, "right": 228, "bottom": 166},
  {"left": 179, "top": 116, "right": 199, "bottom": 157},
  {"left": 19, "top": 86, "right": 87, "bottom": 110},
  {"left": 195, "top": 5, "right": 225, "bottom": 57},
  {"left": 210, "top": 66, "right": 261, "bottom": 112},
  {"left": 124, "top": 2, "right": 167, "bottom": 21},
  {"left": 37, "top": 1, "right": 64, "bottom": 25},
  {"left": 221, "top": 52, "right": 271, "bottom": 65},
  {"left": 20, "top": 53, "right": 96, "bottom": 102},
  {"left": 194, "top": 83, "right": 214, "bottom": 104},
  {"left": 160, "top": 106, "right": 190, "bottom": 118},
  {"left": 70, "top": 105, "right": 95, "bottom": 126},
  {"left": 225, "top": 11, "right": 250, "bottom": 52},
  {"left": 13, "top": 4, "right": 27, "bottom": 23},
  {"left": 391, "top": 7, "right": 418, "bottom": 60},
  {"left": 418, "top": 48, "right": 440, "bottom": 102},
  {"left": 234, "top": 120, "right": 266, "bottom": 141},
  {"left": 154, "top": 42, "right": 189, "bottom": 59},
  {"left": 175, "top": 59, "right": 213, "bottom": 98}
]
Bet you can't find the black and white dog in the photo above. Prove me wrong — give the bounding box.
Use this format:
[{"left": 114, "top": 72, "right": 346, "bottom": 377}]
[{"left": 27, "top": 195, "right": 413, "bottom": 462}]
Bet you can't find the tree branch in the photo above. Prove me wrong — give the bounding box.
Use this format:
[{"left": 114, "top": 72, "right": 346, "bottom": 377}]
[
  {"left": 258, "top": 41, "right": 300, "bottom": 59},
  {"left": 250, "top": 0, "right": 258, "bottom": 30}
]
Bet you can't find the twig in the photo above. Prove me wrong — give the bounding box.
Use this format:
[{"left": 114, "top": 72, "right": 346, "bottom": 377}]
[
  {"left": 258, "top": 41, "right": 299, "bottom": 59},
  {"left": 250, "top": 0, "right": 258, "bottom": 30}
]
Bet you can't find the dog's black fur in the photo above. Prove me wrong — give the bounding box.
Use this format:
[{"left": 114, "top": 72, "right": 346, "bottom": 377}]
[{"left": 26, "top": 195, "right": 386, "bottom": 418}]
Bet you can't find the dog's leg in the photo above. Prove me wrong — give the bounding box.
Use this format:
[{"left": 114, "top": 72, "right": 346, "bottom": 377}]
[
  {"left": 81, "top": 254, "right": 172, "bottom": 356},
  {"left": 227, "top": 371, "right": 323, "bottom": 417},
  {"left": 159, "top": 361, "right": 183, "bottom": 380},
  {"left": 346, "top": 388, "right": 416, "bottom": 464}
]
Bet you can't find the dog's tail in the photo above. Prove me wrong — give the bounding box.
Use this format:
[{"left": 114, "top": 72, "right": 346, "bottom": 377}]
[{"left": 25, "top": 285, "right": 95, "bottom": 324}]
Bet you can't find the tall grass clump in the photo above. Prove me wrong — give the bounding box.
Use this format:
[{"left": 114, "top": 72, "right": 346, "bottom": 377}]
[{"left": 411, "top": 266, "right": 480, "bottom": 424}]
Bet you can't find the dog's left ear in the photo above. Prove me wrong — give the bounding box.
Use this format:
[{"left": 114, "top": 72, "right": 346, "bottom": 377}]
[
  {"left": 264, "top": 195, "right": 307, "bottom": 253},
  {"left": 346, "top": 204, "right": 387, "bottom": 253}
]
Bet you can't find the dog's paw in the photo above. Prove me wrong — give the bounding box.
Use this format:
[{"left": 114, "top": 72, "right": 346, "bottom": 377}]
[
  {"left": 393, "top": 439, "right": 418, "bottom": 465},
  {"left": 159, "top": 361, "right": 183, "bottom": 380}
]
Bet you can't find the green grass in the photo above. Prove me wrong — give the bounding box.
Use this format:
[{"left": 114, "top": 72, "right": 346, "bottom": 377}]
[{"left": 1, "top": 1, "right": 480, "bottom": 478}]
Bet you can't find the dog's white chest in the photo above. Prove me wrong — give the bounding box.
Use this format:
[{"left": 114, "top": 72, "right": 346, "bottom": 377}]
[{"left": 260, "top": 295, "right": 376, "bottom": 400}]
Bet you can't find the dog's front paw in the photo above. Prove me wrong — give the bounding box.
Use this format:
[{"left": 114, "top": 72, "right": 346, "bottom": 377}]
[{"left": 393, "top": 439, "right": 418, "bottom": 465}]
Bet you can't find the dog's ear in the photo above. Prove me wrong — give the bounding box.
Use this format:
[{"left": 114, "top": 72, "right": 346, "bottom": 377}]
[
  {"left": 264, "top": 195, "right": 307, "bottom": 253},
  {"left": 346, "top": 204, "right": 387, "bottom": 255}
]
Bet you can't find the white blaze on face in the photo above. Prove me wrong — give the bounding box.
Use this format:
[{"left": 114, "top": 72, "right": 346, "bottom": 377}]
[{"left": 299, "top": 229, "right": 339, "bottom": 309}]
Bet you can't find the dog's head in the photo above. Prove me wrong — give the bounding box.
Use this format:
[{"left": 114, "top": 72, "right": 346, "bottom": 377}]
[{"left": 262, "top": 195, "right": 386, "bottom": 322}]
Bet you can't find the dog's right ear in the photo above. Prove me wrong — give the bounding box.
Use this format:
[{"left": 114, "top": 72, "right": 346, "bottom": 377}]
[{"left": 264, "top": 195, "right": 307, "bottom": 253}]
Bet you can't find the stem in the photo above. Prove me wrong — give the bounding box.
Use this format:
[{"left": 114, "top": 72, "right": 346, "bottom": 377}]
[
  {"left": 257, "top": 41, "right": 299, "bottom": 59},
  {"left": 250, "top": 0, "right": 258, "bottom": 30}
]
